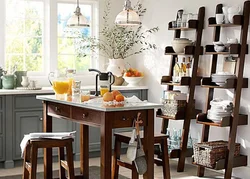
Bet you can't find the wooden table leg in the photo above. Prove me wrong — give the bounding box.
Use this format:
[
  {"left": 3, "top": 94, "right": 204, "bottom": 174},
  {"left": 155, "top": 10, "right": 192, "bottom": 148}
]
[
  {"left": 101, "top": 115, "right": 112, "bottom": 179},
  {"left": 143, "top": 109, "right": 154, "bottom": 179},
  {"left": 80, "top": 124, "right": 89, "bottom": 179},
  {"left": 43, "top": 102, "right": 53, "bottom": 179}
]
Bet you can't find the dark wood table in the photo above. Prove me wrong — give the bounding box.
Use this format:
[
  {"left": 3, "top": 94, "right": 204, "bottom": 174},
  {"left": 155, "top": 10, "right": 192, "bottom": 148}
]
[{"left": 37, "top": 95, "right": 162, "bottom": 179}]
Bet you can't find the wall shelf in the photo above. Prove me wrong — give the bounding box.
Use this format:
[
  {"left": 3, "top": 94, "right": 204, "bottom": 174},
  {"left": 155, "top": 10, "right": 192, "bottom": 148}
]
[
  {"left": 157, "top": 108, "right": 202, "bottom": 120},
  {"left": 193, "top": 155, "right": 247, "bottom": 170},
  {"left": 168, "top": 20, "right": 198, "bottom": 30},
  {"left": 196, "top": 2, "right": 250, "bottom": 178},
  {"left": 161, "top": 76, "right": 202, "bottom": 86},
  {"left": 169, "top": 148, "right": 193, "bottom": 158},
  {"left": 204, "top": 44, "right": 248, "bottom": 55},
  {"left": 201, "top": 77, "right": 248, "bottom": 89},
  {"left": 196, "top": 113, "right": 248, "bottom": 127},
  {"left": 159, "top": 6, "right": 205, "bottom": 173},
  {"left": 208, "top": 15, "right": 243, "bottom": 27}
]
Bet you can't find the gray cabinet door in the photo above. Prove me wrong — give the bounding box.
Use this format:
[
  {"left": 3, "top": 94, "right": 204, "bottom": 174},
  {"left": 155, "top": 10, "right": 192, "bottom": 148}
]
[
  {"left": 0, "top": 136, "right": 4, "bottom": 161},
  {"left": 13, "top": 111, "right": 43, "bottom": 160}
]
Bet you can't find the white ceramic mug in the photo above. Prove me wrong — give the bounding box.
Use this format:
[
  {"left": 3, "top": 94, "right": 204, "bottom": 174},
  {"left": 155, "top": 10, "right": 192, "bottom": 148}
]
[{"left": 216, "top": 14, "right": 224, "bottom": 24}]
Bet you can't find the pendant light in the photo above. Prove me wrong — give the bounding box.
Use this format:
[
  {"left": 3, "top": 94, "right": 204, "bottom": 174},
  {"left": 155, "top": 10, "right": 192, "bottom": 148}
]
[
  {"left": 115, "top": 0, "right": 141, "bottom": 26},
  {"left": 67, "top": 0, "right": 90, "bottom": 28}
]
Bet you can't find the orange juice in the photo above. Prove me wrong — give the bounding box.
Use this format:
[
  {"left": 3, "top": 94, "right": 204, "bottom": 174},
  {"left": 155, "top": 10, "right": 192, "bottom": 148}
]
[
  {"left": 67, "top": 78, "right": 74, "bottom": 96},
  {"left": 52, "top": 81, "right": 69, "bottom": 94},
  {"left": 100, "top": 87, "right": 109, "bottom": 96},
  {"left": 81, "top": 95, "right": 90, "bottom": 102}
]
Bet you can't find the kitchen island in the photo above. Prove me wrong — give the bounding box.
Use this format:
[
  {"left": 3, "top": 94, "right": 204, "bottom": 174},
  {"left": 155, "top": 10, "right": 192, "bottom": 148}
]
[
  {"left": 0, "top": 86, "right": 148, "bottom": 169},
  {"left": 37, "top": 95, "right": 161, "bottom": 179}
]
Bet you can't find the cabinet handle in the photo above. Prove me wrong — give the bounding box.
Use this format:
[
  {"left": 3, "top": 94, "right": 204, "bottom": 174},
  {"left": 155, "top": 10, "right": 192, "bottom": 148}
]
[
  {"left": 40, "top": 118, "right": 43, "bottom": 121},
  {"left": 82, "top": 113, "right": 88, "bottom": 118},
  {"left": 122, "top": 117, "right": 127, "bottom": 121}
]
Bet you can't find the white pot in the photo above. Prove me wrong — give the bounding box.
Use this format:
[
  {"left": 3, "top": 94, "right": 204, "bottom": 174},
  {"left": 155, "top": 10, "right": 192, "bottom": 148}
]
[{"left": 106, "top": 59, "right": 126, "bottom": 77}]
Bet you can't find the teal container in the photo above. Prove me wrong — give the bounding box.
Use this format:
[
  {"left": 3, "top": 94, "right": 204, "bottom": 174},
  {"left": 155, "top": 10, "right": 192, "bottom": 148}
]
[
  {"left": 1, "top": 75, "right": 16, "bottom": 89},
  {"left": 14, "top": 71, "right": 27, "bottom": 87}
]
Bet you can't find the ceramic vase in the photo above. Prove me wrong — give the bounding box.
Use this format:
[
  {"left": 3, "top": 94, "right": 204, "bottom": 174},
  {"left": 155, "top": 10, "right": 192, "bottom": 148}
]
[{"left": 106, "top": 59, "right": 125, "bottom": 86}]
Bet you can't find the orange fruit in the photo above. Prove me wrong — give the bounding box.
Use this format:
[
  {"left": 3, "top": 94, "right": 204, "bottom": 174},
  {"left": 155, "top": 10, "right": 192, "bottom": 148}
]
[
  {"left": 115, "top": 94, "right": 125, "bottom": 102},
  {"left": 112, "top": 90, "right": 121, "bottom": 98},
  {"left": 103, "top": 92, "right": 114, "bottom": 102}
]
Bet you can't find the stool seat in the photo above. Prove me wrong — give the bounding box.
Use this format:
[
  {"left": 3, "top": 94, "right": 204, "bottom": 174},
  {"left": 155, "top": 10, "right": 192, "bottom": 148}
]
[
  {"left": 112, "top": 131, "right": 170, "bottom": 179},
  {"left": 22, "top": 138, "right": 75, "bottom": 179}
]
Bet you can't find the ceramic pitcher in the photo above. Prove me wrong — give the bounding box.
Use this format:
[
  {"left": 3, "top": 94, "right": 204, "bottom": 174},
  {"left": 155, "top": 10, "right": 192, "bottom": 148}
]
[{"left": 1, "top": 74, "right": 16, "bottom": 89}]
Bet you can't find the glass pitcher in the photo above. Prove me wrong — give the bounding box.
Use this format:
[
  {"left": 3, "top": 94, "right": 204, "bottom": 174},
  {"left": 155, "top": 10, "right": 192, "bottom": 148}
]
[{"left": 48, "top": 69, "right": 69, "bottom": 100}]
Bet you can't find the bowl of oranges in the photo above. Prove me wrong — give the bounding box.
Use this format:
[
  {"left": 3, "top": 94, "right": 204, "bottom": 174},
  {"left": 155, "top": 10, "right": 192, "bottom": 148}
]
[
  {"left": 102, "top": 90, "right": 125, "bottom": 107},
  {"left": 123, "top": 68, "right": 144, "bottom": 87}
]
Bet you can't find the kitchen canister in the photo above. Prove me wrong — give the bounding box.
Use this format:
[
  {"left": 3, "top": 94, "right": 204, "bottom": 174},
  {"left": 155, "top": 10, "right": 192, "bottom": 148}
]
[
  {"left": 1, "top": 74, "right": 16, "bottom": 89},
  {"left": 15, "top": 71, "right": 27, "bottom": 87}
]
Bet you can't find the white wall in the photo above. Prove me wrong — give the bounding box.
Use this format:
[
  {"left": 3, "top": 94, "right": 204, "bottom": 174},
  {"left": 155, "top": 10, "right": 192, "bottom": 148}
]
[{"left": 109, "top": 0, "right": 250, "bottom": 178}]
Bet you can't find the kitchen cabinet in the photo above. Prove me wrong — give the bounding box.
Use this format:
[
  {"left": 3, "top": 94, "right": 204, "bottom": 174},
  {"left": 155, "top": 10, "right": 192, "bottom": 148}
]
[{"left": 0, "top": 88, "right": 148, "bottom": 168}]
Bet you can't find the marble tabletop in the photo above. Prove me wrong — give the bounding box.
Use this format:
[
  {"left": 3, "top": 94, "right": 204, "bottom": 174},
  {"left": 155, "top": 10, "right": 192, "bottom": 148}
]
[{"left": 36, "top": 95, "right": 162, "bottom": 112}]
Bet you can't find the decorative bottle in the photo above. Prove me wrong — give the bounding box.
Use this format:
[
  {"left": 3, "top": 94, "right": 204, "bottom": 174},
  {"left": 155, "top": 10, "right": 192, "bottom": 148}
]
[
  {"left": 186, "top": 57, "right": 192, "bottom": 77},
  {"left": 173, "top": 58, "right": 180, "bottom": 77},
  {"left": 180, "top": 57, "right": 187, "bottom": 77}
]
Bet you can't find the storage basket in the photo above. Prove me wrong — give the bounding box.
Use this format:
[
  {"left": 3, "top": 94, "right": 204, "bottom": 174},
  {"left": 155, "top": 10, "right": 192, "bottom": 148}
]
[
  {"left": 161, "top": 99, "right": 186, "bottom": 117},
  {"left": 193, "top": 140, "right": 240, "bottom": 168}
]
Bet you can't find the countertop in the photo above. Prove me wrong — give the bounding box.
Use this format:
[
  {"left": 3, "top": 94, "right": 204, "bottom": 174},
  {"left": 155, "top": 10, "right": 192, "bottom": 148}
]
[
  {"left": 0, "top": 86, "right": 148, "bottom": 95},
  {"left": 37, "top": 95, "right": 161, "bottom": 112}
]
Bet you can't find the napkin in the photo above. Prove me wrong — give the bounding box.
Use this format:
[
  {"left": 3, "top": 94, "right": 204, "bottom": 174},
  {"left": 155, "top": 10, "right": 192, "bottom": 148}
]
[
  {"left": 20, "top": 131, "right": 76, "bottom": 157},
  {"left": 125, "top": 95, "right": 147, "bottom": 103}
]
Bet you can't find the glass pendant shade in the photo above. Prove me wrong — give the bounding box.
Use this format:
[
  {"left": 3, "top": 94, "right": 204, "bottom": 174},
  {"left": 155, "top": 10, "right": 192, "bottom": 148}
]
[
  {"left": 115, "top": 9, "right": 141, "bottom": 26},
  {"left": 115, "top": 0, "right": 141, "bottom": 26},
  {"left": 67, "top": 1, "right": 90, "bottom": 28}
]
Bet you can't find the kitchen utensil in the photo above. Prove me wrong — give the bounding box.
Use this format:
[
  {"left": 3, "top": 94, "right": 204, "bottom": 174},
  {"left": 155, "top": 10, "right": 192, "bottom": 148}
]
[
  {"left": 134, "top": 113, "right": 147, "bottom": 175},
  {"left": 126, "top": 123, "right": 137, "bottom": 162},
  {"left": 88, "top": 69, "right": 115, "bottom": 96},
  {"left": 216, "top": 14, "right": 224, "bottom": 24}
]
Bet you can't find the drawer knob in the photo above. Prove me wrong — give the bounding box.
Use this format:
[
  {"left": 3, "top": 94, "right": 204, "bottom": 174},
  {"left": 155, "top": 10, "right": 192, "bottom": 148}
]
[
  {"left": 122, "top": 117, "right": 127, "bottom": 121},
  {"left": 82, "top": 113, "right": 88, "bottom": 118},
  {"left": 55, "top": 106, "right": 60, "bottom": 112},
  {"left": 39, "top": 118, "right": 43, "bottom": 121}
]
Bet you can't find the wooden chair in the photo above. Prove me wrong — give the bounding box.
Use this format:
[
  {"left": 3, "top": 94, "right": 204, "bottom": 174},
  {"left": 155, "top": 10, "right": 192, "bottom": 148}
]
[
  {"left": 22, "top": 138, "right": 75, "bottom": 179},
  {"left": 112, "top": 130, "right": 170, "bottom": 179}
]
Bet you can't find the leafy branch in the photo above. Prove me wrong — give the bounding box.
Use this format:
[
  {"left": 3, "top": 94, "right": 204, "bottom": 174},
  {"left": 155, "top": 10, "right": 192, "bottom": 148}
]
[{"left": 76, "top": 0, "right": 159, "bottom": 59}]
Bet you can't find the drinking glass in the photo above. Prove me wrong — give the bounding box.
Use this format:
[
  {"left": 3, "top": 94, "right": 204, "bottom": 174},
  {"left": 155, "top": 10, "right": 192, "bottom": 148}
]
[
  {"left": 81, "top": 90, "right": 90, "bottom": 102},
  {"left": 72, "top": 81, "right": 81, "bottom": 102},
  {"left": 181, "top": 14, "right": 188, "bottom": 27}
]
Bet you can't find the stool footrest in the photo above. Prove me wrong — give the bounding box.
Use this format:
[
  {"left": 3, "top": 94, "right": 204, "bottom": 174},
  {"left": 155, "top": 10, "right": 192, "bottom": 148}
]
[
  {"left": 117, "top": 159, "right": 133, "bottom": 170},
  {"left": 25, "top": 162, "right": 31, "bottom": 172},
  {"left": 61, "top": 160, "right": 69, "bottom": 170}
]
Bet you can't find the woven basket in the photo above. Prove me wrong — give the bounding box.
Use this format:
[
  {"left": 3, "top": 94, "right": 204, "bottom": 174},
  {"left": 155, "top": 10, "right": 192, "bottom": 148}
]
[
  {"left": 161, "top": 99, "right": 186, "bottom": 117},
  {"left": 193, "top": 140, "right": 240, "bottom": 168}
]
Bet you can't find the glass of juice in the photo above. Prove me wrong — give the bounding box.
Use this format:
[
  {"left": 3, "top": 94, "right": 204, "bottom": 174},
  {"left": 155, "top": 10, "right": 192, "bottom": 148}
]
[
  {"left": 100, "top": 86, "right": 109, "bottom": 96},
  {"left": 81, "top": 90, "right": 90, "bottom": 102},
  {"left": 52, "top": 80, "right": 69, "bottom": 100}
]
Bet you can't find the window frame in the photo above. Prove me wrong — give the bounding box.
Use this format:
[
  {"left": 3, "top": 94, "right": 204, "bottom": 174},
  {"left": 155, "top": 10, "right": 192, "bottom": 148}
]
[{"left": 0, "top": 0, "right": 99, "bottom": 79}]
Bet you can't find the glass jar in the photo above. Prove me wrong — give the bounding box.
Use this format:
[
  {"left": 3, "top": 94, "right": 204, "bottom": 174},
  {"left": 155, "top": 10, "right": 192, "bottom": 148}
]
[
  {"left": 66, "top": 69, "right": 76, "bottom": 96},
  {"left": 72, "top": 81, "right": 81, "bottom": 102}
]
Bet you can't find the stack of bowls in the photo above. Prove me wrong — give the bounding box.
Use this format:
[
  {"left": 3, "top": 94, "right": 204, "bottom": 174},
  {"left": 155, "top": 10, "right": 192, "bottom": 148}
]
[
  {"left": 172, "top": 38, "right": 193, "bottom": 53},
  {"left": 211, "top": 73, "right": 236, "bottom": 86}
]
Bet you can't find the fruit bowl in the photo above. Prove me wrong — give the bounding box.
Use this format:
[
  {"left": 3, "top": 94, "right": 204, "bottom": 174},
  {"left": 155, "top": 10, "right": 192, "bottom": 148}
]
[{"left": 123, "top": 77, "right": 143, "bottom": 86}]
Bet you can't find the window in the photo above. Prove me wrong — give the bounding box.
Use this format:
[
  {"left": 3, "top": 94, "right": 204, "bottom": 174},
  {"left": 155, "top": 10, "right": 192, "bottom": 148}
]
[
  {"left": 1, "top": 0, "right": 98, "bottom": 76},
  {"left": 57, "top": 2, "right": 93, "bottom": 72},
  {"left": 5, "top": 0, "right": 44, "bottom": 73}
]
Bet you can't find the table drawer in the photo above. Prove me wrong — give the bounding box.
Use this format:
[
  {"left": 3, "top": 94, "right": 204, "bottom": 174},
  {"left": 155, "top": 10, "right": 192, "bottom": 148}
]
[
  {"left": 72, "top": 107, "right": 101, "bottom": 125},
  {"left": 48, "top": 102, "right": 70, "bottom": 118},
  {"left": 112, "top": 110, "right": 147, "bottom": 128}
]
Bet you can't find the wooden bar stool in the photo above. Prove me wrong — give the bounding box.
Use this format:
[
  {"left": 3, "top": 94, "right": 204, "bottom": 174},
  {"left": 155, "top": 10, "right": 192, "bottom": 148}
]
[
  {"left": 112, "top": 131, "right": 170, "bottom": 179},
  {"left": 22, "top": 138, "right": 75, "bottom": 179}
]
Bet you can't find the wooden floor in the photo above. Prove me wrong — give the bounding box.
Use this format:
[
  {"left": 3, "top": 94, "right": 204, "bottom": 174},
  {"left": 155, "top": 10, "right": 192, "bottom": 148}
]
[{"left": 0, "top": 156, "right": 241, "bottom": 179}]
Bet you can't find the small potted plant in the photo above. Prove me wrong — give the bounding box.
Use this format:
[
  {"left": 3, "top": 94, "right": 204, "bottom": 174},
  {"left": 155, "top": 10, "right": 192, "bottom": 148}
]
[{"left": 77, "top": 0, "right": 159, "bottom": 85}]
